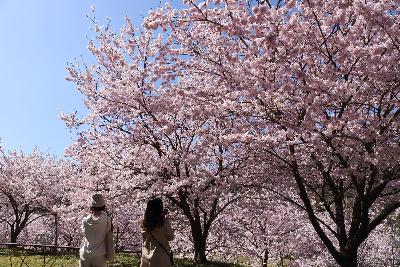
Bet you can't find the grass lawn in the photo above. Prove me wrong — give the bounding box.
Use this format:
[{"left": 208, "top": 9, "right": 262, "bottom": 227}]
[{"left": 0, "top": 250, "right": 246, "bottom": 267}]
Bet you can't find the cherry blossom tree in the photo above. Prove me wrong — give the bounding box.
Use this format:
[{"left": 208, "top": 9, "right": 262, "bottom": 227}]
[
  {"left": 62, "top": 7, "right": 258, "bottom": 261},
  {"left": 210, "top": 191, "right": 399, "bottom": 267},
  {"left": 0, "top": 147, "right": 67, "bottom": 243},
  {"left": 206, "top": 187, "right": 329, "bottom": 266}
]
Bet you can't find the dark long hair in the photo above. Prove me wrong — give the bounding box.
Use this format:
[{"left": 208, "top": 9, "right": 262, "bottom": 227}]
[
  {"left": 90, "top": 206, "right": 106, "bottom": 212},
  {"left": 143, "top": 197, "right": 165, "bottom": 231}
]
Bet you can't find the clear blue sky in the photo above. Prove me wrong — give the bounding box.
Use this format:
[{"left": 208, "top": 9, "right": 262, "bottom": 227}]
[{"left": 0, "top": 0, "right": 181, "bottom": 156}]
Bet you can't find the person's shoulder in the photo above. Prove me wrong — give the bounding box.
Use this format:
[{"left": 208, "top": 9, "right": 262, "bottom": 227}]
[{"left": 101, "top": 213, "right": 111, "bottom": 223}]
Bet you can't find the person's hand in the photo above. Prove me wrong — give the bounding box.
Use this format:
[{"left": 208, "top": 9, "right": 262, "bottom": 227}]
[{"left": 164, "top": 209, "right": 170, "bottom": 218}]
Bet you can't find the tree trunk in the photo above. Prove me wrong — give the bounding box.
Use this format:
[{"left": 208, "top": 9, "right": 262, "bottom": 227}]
[
  {"left": 10, "top": 230, "right": 18, "bottom": 243},
  {"left": 190, "top": 220, "right": 208, "bottom": 263},
  {"left": 338, "top": 250, "right": 358, "bottom": 267},
  {"left": 262, "top": 248, "right": 269, "bottom": 267}
]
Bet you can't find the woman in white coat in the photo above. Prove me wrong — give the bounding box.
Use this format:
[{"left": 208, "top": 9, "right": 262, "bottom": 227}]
[
  {"left": 79, "top": 193, "right": 111, "bottom": 267},
  {"left": 140, "top": 197, "right": 174, "bottom": 267}
]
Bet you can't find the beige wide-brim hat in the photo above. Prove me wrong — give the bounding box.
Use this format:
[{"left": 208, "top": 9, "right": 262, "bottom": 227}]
[{"left": 91, "top": 193, "right": 106, "bottom": 208}]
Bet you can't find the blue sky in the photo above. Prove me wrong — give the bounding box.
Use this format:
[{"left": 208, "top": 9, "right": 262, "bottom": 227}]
[{"left": 0, "top": 0, "right": 182, "bottom": 156}]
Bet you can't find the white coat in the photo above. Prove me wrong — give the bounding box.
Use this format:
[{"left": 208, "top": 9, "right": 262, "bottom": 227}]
[{"left": 140, "top": 218, "right": 174, "bottom": 267}]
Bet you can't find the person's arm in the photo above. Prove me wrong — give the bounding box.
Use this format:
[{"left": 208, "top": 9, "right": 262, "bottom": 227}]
[
  {"left": 106, "top": 216, "right": 112, "bottom": 232},
  {"left": 165, "top": 217, "right": 174, "bottom": 241},
  {"left": 81, "top": 217, "right": 86, "bottom": 234},
  {"left": 140, "top": 220, "right": 148, "bottom": 240}
]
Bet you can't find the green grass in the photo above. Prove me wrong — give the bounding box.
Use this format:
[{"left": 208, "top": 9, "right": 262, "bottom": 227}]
[
  {"left": 0, "top": 251, "right": 245, "bottom": 267},
  {"left": 109, "top": 253, "right": 140, "bottom": 266},
  {"left": 0, "top": 252, "right": 77, "bottom": 267}
]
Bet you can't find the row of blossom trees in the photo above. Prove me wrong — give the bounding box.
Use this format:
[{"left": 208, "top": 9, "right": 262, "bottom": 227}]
[
  {"left": 0, "top": 147, "right": 67, "bottom": 243},
  {"left": 63, "top": 0, "right": 399, "bottom": 266},
  {"left": 0, "top": 146, "right": 141, "bottom": 249},
  {"left": 0, "top": 143, "right": 398, "bottom": 265}
]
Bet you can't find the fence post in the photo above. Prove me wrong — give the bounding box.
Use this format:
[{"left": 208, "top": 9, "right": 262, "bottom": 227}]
[
  {"left": 43, "top": 245, "right": 46, "bottom": 266},
  {"left": 54, "top": 212, "right": 59, "bottom": 248},
  {"left": 116, "top": 227, "right": 120, "bottom": 249}
]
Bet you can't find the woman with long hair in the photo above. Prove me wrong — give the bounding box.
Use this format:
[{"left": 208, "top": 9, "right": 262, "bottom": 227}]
[{"left": 140, "top": 197, "right": 174, "bottom": 267}]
